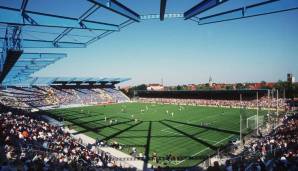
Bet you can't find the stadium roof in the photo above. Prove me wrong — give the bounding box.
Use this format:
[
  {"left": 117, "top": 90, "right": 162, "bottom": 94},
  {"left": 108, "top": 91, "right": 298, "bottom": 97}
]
[
  {"left": 1, "top": 0, "right": 297, "bottom": 48},
  {"left": 0, "top": 0, "right": 297, "bottom": 86},
  {"left": 1, "top": 53, "right": 66, "bottom": 85},
  {"left": 1, "top": 76, "right": 130, "bottom": 87}
]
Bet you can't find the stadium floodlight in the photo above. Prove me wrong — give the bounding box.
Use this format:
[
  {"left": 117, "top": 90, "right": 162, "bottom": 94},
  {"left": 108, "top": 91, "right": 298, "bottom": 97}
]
[
  {"left": 239, "top": 93, "right": 242, "bottom": 146},
  {"left": 256, "top": 92, "right": 259, "bottom": 136},
  {"left": 276, "top": 89, "right": 279, "bottom": 116},
  {"left": 140, "top": 13, "right": 184, "bottom": 20}
]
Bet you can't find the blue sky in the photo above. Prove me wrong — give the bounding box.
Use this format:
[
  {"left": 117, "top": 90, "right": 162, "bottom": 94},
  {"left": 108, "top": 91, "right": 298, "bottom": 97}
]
[{"left": 1, "top": 0, "right": 298, "bottom": 86}]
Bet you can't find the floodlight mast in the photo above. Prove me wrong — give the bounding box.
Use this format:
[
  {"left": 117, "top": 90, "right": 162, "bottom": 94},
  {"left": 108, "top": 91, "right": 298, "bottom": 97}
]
[
  {"left": 267, "top": 90, "right": 270, "bottom": 123},
  {"left": 240, "top": 93, "right": 242, "bottom": 146},
  {"left": 276, "top": 89, "right": 279, "bottom": 116},
  {"left": 256, "top": 91, "right": 259, "bottom": 136}
]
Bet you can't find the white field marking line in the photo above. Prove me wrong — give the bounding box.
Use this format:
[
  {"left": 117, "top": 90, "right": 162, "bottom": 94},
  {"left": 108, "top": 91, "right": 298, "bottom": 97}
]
[
  {"left": 160, "top": 118, "right": 205, "bottom": 131},
  {"left": 161, "top": 130, "right": 183, "bottom": 136},
  {"left": 161, "top": 123, "right": 185, "bottom": 131},
  {"left": 161, "top": 129, "right": 218, "bottom": 143},
  {"left": 174, "top": 135, "right": 234, "bottom": 165},
  {"left": 160, "top": 112, "right": 222, "bottom": 132},
  {"left": 160, "top": 117, "right": 210, "bottom": 131},
  {"left": 196, "top": 137, "right": 218, "bottom": 143}
]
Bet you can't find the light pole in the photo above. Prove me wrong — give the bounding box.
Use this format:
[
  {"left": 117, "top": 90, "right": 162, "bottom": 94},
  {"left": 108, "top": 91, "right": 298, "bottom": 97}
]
[
  {"left": 256, "top": 91, "right": 259, "bottom": 136},
  {"left": 276, "top": 89, "right": 279, "bottom": 116},
  {"left": 240, "top": 93, "right": 242, "bottom": 146}
]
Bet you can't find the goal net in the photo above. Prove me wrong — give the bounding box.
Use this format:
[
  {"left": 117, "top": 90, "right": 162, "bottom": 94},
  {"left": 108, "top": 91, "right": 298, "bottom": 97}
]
[
  {"left": 246, "top": 115, "right": 264, "bottom": 130},
  {"left": 247, "top": 115, "right": 257, "bottom": 130}
]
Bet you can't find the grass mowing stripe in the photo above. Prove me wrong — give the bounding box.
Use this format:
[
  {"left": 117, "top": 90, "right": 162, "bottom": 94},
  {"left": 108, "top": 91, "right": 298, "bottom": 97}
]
[
  {"left": 48, "top": 102, "right": 266, "bottom": 167},
  {"left": 174, "top": 134, "right": 234, "bottom": 165}
]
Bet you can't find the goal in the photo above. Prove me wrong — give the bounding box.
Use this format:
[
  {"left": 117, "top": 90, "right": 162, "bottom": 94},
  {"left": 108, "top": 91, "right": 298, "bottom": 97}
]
[
  {"left": 246, "top": 115, "right": 257, "bottom": 130},
  {"left": 246, "top": 115, "right": 264, "bottom": 130}
]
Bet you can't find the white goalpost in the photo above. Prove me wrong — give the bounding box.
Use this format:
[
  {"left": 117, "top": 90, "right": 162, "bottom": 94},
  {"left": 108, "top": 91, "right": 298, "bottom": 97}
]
[
  {"left": 246, "top": 114, "right": 264, "bottom": 130},
  {"left": 246, "top": 115, "right": 257, "bottom": 129}
]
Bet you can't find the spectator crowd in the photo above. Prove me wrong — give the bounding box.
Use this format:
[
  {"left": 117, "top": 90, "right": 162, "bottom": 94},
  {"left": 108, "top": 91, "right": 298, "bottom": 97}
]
[
  {"left": 138, "top": 97, "right": 287, "bottom": 110},
  {"left": 0, "top": 111, "right": 133, "bottom": 170},
  {"left": 207, "top": 112, "right": 298, "bottom": 171},
  {"left": 0, "top": 87, "right": 129, "bottom": 110}
]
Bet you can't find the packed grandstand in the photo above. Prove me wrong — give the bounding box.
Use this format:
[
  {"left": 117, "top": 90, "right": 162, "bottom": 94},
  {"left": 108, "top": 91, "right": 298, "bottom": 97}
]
[{"left": 0, "top": 87, "right": 130, "bottom": 109}]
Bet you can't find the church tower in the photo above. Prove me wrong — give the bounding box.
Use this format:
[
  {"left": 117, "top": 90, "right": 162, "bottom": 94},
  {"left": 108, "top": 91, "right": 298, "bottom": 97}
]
[{"left": 209, "top": 76, "right": 213, "bottom": 87}]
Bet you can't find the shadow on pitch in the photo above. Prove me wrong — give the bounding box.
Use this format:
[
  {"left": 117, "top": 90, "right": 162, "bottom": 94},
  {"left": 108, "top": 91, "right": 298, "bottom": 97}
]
[
  {"left": 143, "top": 121, "right": 152, "bottom": 170},
  {"left": 165, "top": 119, "right": 242, "bottom": 136},
  {"left": 57, "top": 111, "right": 105, "bottom": 120},
  {"left": 74, "top": 120, "right": 135, "bottom": 135},
  {"left": 101, "top": 121, "right": 144, "bottom": 141},
  {"left": 159, "top": 121, "right": 218, "bottom": 150},
  {"left": 65, "top": 116, "right": 121, "bottom": 127}
]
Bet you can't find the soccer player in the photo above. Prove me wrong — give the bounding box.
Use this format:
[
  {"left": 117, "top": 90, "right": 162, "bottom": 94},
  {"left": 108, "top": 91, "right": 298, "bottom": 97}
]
[
  {"left": 171, "top": 112, "right": 174, "bottom": 117},
  {"left": 152, "top": 152, "right": 157, "bottom": 163}
]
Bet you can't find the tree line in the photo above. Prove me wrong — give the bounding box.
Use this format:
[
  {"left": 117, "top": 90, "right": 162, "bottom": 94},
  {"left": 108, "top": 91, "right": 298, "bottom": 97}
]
[{"left": 121, "top": 81, "right": 298, "bottom": 99}]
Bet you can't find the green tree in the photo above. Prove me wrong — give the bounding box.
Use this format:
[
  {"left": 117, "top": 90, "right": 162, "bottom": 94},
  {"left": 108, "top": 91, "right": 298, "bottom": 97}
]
[
  {"left": 177, "top": 85, "right": 182, "bottom": 90},
  {"left": 236, "top": 83, "right": 245, "bottom": 90},
  {"left": 292, "top": 83, "right": 298, "bottom": 98},
  {"left": 260, "top": 81, "right": 271, "bottom": 89},
  {"left": 125, "top": 84, "right": 148, "bottom": 97},
  {"left": 226, "top": 85, "right": 233, "bottom": 90},
  {"left": 273, "top": 80, "right": 286, "bottom": 90}
]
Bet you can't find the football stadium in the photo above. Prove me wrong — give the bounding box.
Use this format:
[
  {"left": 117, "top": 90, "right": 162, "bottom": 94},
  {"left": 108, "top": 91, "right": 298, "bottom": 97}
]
[{"left": 0, "top": 0, "right": 298, "bottom": 171}]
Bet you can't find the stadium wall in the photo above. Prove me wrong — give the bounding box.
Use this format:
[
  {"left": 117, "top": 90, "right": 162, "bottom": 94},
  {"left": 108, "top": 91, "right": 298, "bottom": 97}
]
[{"left": 136, "top": 90, "right": 269, "bottom": 100}]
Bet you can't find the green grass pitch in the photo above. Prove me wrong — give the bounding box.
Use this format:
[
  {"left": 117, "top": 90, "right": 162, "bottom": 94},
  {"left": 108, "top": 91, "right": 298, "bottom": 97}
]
[{"left": 48, "top": 102, "right": 267, "bottom": 167}]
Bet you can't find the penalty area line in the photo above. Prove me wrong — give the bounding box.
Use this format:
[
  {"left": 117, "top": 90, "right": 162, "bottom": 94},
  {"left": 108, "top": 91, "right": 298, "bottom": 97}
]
[
  {"left": 174, "top": 135, "right": 234, "bottom": 165},
  {"left": 161, "top": 128, "right": 218, "bottom": 143},
  {"left": 161, "top": 112, "right": 228, "bottom": 132}
]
